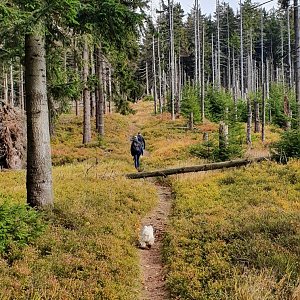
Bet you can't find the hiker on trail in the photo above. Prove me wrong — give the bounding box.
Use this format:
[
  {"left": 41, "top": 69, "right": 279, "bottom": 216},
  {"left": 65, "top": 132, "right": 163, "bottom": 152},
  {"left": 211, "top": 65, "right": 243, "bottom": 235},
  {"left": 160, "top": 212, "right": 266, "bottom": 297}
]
[
  {"left": 137, "top": 132, "right": 145, "bottom": 154},
  {"left": 131, "top": 136, "right": 143, "bottom": 170}
]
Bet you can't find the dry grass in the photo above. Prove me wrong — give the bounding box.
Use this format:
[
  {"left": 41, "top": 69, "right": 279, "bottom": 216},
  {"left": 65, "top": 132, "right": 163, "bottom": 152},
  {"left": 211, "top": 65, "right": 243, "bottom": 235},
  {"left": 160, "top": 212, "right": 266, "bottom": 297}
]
[
  {"left": 164, "top": 160, "right": 300, "bottom": 299},
  {"left": 0, "top": 100, "right": 296, "bottom": 299}
]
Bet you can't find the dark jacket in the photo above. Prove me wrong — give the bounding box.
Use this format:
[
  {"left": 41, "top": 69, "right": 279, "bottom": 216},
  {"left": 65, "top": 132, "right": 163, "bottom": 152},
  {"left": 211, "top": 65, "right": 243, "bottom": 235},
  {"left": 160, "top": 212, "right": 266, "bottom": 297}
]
[{"left": 131, "top": 138, "right": 142, "bottom": 156}]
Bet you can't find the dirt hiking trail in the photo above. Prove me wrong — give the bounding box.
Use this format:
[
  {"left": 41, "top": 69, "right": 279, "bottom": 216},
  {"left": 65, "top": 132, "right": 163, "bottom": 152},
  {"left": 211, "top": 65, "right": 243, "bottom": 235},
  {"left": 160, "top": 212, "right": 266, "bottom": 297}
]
[
  {"left": 139, "top": 183, "right": 172, "bottom": 300},
  {"left": 128, "top": 102, "right": 172, "bottom": 299}
]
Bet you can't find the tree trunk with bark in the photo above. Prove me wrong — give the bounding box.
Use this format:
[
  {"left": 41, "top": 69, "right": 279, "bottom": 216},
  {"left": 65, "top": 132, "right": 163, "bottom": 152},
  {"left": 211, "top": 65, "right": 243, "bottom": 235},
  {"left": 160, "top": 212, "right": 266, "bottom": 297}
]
[{"left": 25, "top": 32, "right": 53, "bottom": 208}]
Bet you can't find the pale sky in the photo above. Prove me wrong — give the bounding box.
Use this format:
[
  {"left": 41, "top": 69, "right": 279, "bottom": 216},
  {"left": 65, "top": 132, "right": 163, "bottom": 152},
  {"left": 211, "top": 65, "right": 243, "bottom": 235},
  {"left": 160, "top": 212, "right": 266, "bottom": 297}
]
[{"left": 151, "top": 0, "right": 278, "bottom": 18}]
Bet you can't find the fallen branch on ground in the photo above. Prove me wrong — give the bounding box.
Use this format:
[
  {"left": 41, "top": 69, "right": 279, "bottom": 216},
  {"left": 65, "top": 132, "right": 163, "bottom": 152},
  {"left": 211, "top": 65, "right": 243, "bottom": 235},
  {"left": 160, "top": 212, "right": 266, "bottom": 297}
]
[{"left": 126, "top": 157, "right": 270, "bottom": 179}]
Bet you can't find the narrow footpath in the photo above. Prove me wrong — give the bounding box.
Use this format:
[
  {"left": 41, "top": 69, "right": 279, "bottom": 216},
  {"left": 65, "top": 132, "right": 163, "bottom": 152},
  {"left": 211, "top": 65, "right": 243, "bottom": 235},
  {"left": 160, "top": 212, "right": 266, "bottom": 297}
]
[{"left": 139, "top": 182, "right": 172, "bottom": 300}]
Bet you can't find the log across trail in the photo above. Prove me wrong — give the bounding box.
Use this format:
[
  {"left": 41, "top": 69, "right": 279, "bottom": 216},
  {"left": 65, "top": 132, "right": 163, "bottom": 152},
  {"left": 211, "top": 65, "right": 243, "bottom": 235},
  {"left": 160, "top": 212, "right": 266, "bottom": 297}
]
[{"left": 127, "top": 157, "right": 269, "bottom": 179}]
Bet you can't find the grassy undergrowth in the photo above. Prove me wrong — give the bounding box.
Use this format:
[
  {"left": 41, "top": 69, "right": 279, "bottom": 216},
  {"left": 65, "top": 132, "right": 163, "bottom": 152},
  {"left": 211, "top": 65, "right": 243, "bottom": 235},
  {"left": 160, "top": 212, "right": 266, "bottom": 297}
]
[
  {"left": 0, "top": 101, "right": 298, "bottom": 299},
  {"left": 0, "top": 105, "right": 158, "bottom": 299},
  {"left": 164, "top": 161, "right": 300, "bottom": 299}
]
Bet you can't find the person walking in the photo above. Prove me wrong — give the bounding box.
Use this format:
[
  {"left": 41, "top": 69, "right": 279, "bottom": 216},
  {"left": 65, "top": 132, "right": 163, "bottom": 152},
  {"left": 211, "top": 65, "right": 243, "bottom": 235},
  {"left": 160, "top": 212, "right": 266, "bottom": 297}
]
[
  {"left": 131, "top": 136, "right": 143, "bottom": 170},
  {"left": 137, "top": 132, "right": 145, "bottom": 154}
]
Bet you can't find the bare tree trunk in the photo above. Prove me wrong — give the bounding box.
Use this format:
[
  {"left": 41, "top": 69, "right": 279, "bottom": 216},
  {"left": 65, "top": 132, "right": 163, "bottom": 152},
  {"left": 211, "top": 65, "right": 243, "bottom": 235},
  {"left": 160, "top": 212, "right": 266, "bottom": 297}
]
[
  {"left": 281, "top": 22, "right": 285, "bottom": 85},
  {"left": 216, "top": 0, "right": 221, "bottom": 89},
  {"left": 19, "top": 64, "right": 24, "bottom": 112},
  {"left": 169, "top": 0, "right": 175, "bottom": 120},
  {"left": 261, "top": 10, "right": 265, "bottom": 142},
  {"left": 287, "top": 7, "right": 293, "bottom": 87},
  {"left": 233, "top": 47, "right": 238, "bottom": 120},
  {"left": 4, "top": 69, "right": 8, "bottom": 104},
  {"left": 246, "top": 97, "right": 252, "bottom": 145},
  {"left": 103, "top": 61, "right": 107, "bottom": 114},
  {"left": 90, "top": 48, "right": 96, "bottom": 117},
  {"left": 194, "top": 0, "right": 198, "bottom": 85},
  {"left": 152, "top": 35, "right": 157, "bottom": 114},
  {"left": 294, "top": 0, "right": 300, "bottom": 126},
  {"left": 227, "top": 4, "right": 231, "bottom": 90},
  {"left": 240, "top": 0, "right": 244, "bottom": 99},
  {"left": 254, "top": 101, "right": 260, "bottom": 133},
  {"left": 96, "top": 46, "right": 105, "bottom": 136},
  {"left": 9, "top": 63, "right": 14, "bottom": 106},
  {"left": 146, "top": 61, "right": 149, "bottom": 95},
  {"left": 211, "top": 34, "right": 215, "bottom": 88},
  {"left": 82, "top": 37, "right": 91, "bottom": 144},
  {"left": 201, "top": 20, "right": 205, "bottom": 123},
  {"left": 219, "top": 121, "right": 229, "bottom": 154},
  {"left": 266, "top": 58, "right": 271, "bottom": 123},
  {"left": 157, "top": 32, "right": 163, "bottom": 113},
  {"left": 108, "top": 65, "right": 112, "bottom": 113},
  {"left": 25, "top": 32, "right": 53, "bottom": 208}
]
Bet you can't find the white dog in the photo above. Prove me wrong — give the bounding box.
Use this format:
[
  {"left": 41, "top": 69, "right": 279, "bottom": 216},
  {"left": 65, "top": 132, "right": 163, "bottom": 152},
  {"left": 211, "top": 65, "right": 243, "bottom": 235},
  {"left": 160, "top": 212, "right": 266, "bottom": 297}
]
[{"left": 139, "top": 225, "right": 155, "bottom": 249}]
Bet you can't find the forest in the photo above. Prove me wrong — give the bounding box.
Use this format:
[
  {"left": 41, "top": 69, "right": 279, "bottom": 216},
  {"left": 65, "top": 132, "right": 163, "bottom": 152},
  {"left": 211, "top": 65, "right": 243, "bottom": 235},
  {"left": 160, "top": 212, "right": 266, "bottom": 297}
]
[{"left": 0, "top": 0, "right": 300, "bottom": 299}]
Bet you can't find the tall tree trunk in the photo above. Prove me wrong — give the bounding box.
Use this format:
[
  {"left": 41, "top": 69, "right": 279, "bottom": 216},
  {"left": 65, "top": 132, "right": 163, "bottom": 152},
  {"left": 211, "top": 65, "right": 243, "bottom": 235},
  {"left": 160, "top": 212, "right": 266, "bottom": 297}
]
[
  {"left": 246, "top": 97, "right": 252, "bottom": 145},
  {"left": 240, "top": 0, "right": 244, "bottom": 99},
  {"left": 146, "top": 61, "right": 149, "bottom": 95},
  {"left": 82, "top": 37, "right": 91, "bottom": 144},
  {"left": 157, "top": 32, "right": 163, "bottom": 113},
  {"left": 201, "top": 20, "right": 205, "bottom": 123},
  {"left": 19, "top": 64, "right": 24, "bottom": 112},
  {"left": 108, "top": 65, "right": 112, "bottom": 113},
  {"left": 254, "top": 101, "right": 260, "bottom": 133},
  {"left": 294, "top": 0, "right": 300, "bottom": 126},
  {"left": 261, "top": 11, "right": 266, "bottom": 142},
  {"left": 194, "top": 0, "right": 198, "bottom": 85},
  {"left": 216, "top": 0, "right": 221, "bottom": 89},
  {"left": 96, "top": 46, "right": 105, "bottom": 136},
  {"left": 152, "top": 34, "right": 157, "bottom": 114},
  {"left": 4, "top": 69, "right": 8, "bottom": 104},
  {"left": 287, "top": 7, "right": 293, "bottom": 87},
  {"left": 211, "top": 34, "right": 215, "bottom": 88},
  {"left": 9, "top": 63, "right": 14, "bottom": 106},
  {"left": 233, "top": 47, "right": 238, "bottom": 120},
  {"left": 169, "top": 0, "right": 175, "bottom": 120},
  {"left": 25, "top": 32, "right": 53, "bottom": 208},
  {"left": 227, "top": 4, "right": 231, "bottom": 90},
  {"left": 90, "top": 48, "right": 96, "bottom": 117}
]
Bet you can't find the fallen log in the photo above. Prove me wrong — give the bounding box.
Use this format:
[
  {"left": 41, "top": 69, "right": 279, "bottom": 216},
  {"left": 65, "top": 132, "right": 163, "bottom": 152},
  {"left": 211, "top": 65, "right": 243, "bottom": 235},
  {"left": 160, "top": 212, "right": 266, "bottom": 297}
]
[{"left": 126, "top": 157, "right": 269, "bottom": 179}]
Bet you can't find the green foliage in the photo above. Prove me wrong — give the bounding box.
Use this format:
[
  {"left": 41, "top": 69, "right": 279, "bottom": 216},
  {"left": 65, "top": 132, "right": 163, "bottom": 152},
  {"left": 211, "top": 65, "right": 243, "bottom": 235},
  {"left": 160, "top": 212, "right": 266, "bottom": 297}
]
[
  {"left": 0, "top": 202, "right": 45, "bottom": 255},
  {"left": 189, "top": 123, "right": 244, "bottom": 161},
  {"left": 114, "top": 95, "right": 135, "bottom": 115},
  {"left": 269, "top": 83, "right": 296, "bottom": 128},
  {"left": 205, "top": 86, "right": 233, "bottom": 122},
  {"left": 270, "top": 129, "right": 300, "bottom": 162},
  {"left": 180, "top": 84, "right": 201, "bottom": 122},
  {"left": 142, "top": 95, "right": 154, "bottom": 102}
]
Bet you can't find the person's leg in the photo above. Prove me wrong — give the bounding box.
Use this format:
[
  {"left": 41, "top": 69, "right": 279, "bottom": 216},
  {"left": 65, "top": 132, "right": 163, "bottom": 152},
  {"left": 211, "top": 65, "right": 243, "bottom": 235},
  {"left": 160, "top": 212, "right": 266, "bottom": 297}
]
[
  {"left": 136, "top": 154, "right": 140, "bottom": 169},
  {"left": 134, "top": 154, "right": 138, "bottom": 169}
]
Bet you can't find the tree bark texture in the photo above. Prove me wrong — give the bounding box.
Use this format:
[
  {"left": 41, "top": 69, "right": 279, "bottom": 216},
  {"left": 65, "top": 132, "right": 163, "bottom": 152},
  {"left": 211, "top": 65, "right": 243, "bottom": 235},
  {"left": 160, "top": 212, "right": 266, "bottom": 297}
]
[{"left": 25, "top": 33, "right": 53, "bottom": 208}]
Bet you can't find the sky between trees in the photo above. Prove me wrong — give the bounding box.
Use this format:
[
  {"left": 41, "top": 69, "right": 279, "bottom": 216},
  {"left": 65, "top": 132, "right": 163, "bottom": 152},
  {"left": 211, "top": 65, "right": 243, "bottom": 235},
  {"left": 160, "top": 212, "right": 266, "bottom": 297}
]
[{"left": 151, "top": 0, "right": 277, "bottom": 18}]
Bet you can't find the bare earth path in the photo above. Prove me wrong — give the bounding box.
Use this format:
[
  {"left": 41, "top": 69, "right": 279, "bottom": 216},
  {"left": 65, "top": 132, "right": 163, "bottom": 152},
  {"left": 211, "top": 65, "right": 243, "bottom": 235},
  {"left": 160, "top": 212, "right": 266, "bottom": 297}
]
[{"left": 139, "top": 182, "right": 172, "bottom": 300}]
